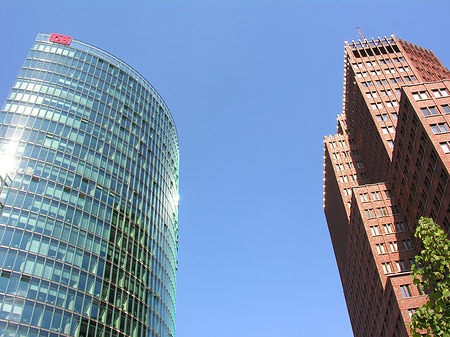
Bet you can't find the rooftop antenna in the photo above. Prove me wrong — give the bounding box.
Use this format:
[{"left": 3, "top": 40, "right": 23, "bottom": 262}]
[{"left": 356, "top": 27, "right": 365, "bottom": 41}]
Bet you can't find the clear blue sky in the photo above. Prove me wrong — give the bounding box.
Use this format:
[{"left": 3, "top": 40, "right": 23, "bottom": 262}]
[{"left": 1, "top": 1, "right": 450, "bottom": 336}]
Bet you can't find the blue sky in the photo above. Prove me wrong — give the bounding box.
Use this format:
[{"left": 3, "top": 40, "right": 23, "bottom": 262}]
[{"left": 1, "top": 1, "right": 450, "bottom": 336}]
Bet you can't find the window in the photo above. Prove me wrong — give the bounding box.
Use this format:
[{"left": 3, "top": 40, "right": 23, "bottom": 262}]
[
  {"left": 384, "top": 223, "right": 393, "bottom": 233},
  {"left": 387, "top": 140, "right": 394, "bottom": 149},
  {"left": 377, "top": 114, "right": 389, "bottom": 121},
  {"left": 370, "top": 225, "right": 381, "bottom": 236},
  {"left": 382, "top": 126, "right": 394, "bottom": 134},
  {"left": 382, "top": 262, "right": 393, "bottom": 274},
  {"left": 385, "top": 189, "right": 394, "bottom": 199},
  {"left": 377, "top": 207, "right": 388, "bottom": 216},
  {"left": 408, "top": 308, "right": 418, "bottom": 318},
  {"left": 396, "top": 260, "right": 406, "bottom": 271},
  {"left": 432, "top": 88, "right": 449, "bottom": 98},
  {"left": 400, "top": 285, "right": 412, "bottom": 298},
  {"left": 390, "top": 241, "right": 398, "bottom": 252},
  {"left": 376, "top": 243, "right": 387, "bottom": 254},
  {"left": 440, "top": 142, "right": 450, "bottom": 154},
  {"left": 371, "top": 102, "right": 383, "bottom": 110},
  {"left": 376, "top": 79, "right": 388, "bottom": 86},
  {"left": 360, "top": 193, "right": 369, "bottom": 202},
  {"left": 430, "top": 123, "right": 450, "bottom": 134},
  {"left": 356, "top": 161, "right": 364, "bottom": 168},
  {"left": 442, "top": 105, "right": 450, "bottom": 114},
  {"left": 372, "top": 191, "right": 382, "bottom": 200},
  {"left": 421, "top": 106, "right": 439, "bottom": 116},
  {"left": 391, "top": 205, "right": 400, "bottom": 214},
  {"left": 417, "top": 285, "right": 424, "bottom": 295},
  {"left": 403, "top": 239, "right": 413, "bottom": 250},
  {"left": 365, "top": 209, "right": 376, "bottom": 218},
  {"left": 395, "top": 222, "right": 406, "bottom": 232},
  {"left": 381, "top": 89, "right": 393, "bottom": 96},
  {"left": 390, "top": 77, "right": 402, "bottom": 83},
  {"left": 340, "top": 175, "right": 348, "bottom": 183}
]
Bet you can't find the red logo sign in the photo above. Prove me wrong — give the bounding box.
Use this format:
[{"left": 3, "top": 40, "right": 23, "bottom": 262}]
[{"left": 49, "top": 33, "right": 72, "bottom": 45}]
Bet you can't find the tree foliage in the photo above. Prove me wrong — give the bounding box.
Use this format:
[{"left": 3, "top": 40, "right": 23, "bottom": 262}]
[{"left": 410, "top": 217, "right": 450, "bottom": 337}]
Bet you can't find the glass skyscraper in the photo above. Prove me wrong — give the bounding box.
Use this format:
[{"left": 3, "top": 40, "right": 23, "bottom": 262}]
[{"left": 0, "top": 33, "right": 179, "bottom": 337}]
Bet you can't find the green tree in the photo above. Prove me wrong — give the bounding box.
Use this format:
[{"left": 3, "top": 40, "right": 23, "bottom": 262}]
[{"left": 410, "top": 217, "right": 450, "bottom": 337}]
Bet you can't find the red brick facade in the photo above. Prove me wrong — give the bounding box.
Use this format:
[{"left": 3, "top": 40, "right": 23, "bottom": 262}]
[{"left": 324, "top": 35, "right": 450, "bottom": 337}]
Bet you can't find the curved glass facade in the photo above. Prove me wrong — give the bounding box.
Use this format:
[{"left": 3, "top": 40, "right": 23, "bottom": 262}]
[{"left": 0, "top": 33, "right": 179, "bottom": 337}]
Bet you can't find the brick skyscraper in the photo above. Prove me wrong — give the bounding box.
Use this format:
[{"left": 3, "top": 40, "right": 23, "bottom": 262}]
[{"left": 324, "top": 35, "right": 450, "bottom": 336}]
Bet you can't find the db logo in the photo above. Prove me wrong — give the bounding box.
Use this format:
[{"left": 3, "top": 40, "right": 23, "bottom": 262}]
[{"left": 49, "top": 33, "right": 72, "bottom": 45}]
